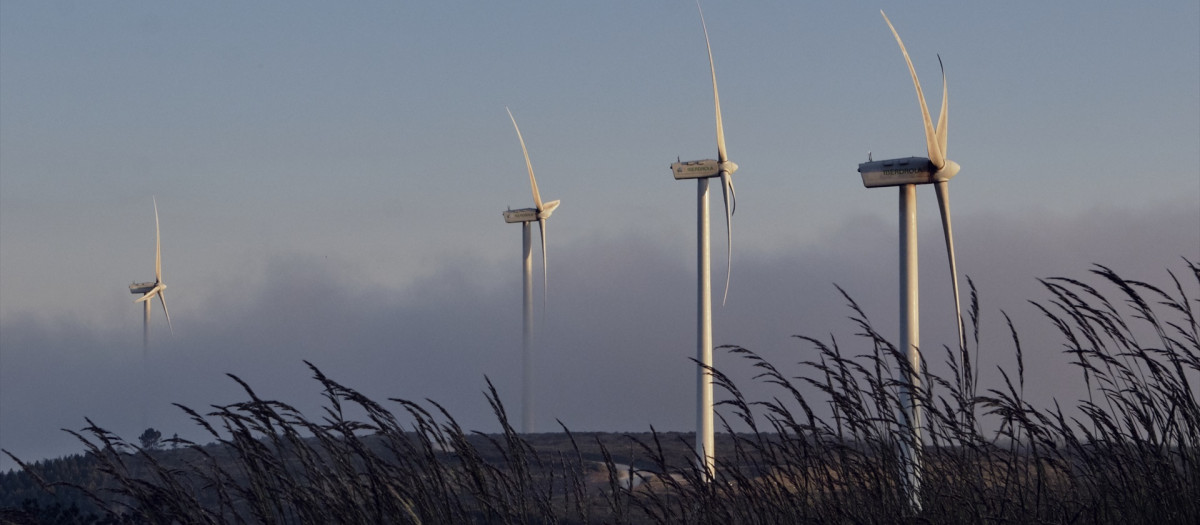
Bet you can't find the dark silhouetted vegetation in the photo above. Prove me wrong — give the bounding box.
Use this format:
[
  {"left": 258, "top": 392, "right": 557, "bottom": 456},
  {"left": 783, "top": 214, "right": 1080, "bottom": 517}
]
[{"left": 4, "top": 261, "right": 1197, "bottom": 523}]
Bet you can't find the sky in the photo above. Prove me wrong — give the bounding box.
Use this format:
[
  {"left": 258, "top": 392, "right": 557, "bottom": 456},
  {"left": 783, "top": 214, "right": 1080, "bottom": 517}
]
[{"left": 1, "top": 2, "right": 1197, "bottom": 471}]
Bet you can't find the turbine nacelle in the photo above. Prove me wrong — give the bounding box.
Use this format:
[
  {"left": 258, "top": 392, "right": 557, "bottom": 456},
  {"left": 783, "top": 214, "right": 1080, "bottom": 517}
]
[
  {"left": 134, "top": 283, "right": 166, "bottom": 303},
  {"left": 671, "top": 159, "right": 739, "bottom": 180},
  {"left": 856, "top": 156, "right": 959, "bottom": 188},
  {"left": 501, "top": 200, "right": 559, "bottom": 224},
  {"left": 129, "top": 281, "right": 157, "bottom": 295},
  {"left": 503, "top": 208, "right": 538, "bottom": 223}
]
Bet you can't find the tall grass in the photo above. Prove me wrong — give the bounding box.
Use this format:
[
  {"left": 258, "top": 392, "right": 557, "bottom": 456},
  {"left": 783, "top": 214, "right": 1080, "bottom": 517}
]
[{"left": 6, "top": 261, "right": 1198, "bottom": 523}]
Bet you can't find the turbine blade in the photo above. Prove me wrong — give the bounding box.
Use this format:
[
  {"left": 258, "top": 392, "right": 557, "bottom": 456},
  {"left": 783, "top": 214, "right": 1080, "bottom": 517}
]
[
  {"left": 506, "top": 107, "right": 543, "bottom": 211},
  {"left": 700, "top": 1, "right": 733, "bottom": 305},
  {"left": 728, "top": 174, "right": 737, "bottom": 216},
  {"left": 881, "top": 11, "right": 943, "bottom": 168},
  {"left": 698, "top": 2, "right": 727, "bottom": 163},
  {"left": 153, "top": 197, "right": 162, "bottom": 283},
  {"left": 158, "top": 289, "right": 173, "bottom": 333},
  {"left": 720, "top": 172, "right": 732, "bottom": 305},
  {"left": 538, "top": 218, "right": 548, "bottom": 312},
  {"left": 934, "top": 181, "right": 966, "bottom": 367},
  {"left": 936, "top": 54, "right": 949, "bottom": 159},
  {"left": 135, "top": 284, "right": 165, "bottom": 303}
]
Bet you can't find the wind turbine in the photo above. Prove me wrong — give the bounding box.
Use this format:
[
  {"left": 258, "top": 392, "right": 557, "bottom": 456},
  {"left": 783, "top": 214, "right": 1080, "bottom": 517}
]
[
  {"left": 128, "top": 197, "right": 173, "bottom": 356},
  {"left": 502, "top": 107, "right": 560, "bottom": 434},
  {"left": 668, "top": 2, "right": 738, "bottom": 480},
  {"left": 855, "top": 11, "right": 965, "bottom": 511}
]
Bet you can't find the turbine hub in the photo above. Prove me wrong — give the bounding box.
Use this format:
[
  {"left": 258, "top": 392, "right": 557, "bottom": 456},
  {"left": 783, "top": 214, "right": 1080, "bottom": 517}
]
[
  {"left": 720, "top": 160, "right": 739, "bottom": 175},
  {"left": 933, "top": 159, "right": 960, "bottom": 182},
  {"left": 538, "top": 199, "right": 560, "bottom": 219}
]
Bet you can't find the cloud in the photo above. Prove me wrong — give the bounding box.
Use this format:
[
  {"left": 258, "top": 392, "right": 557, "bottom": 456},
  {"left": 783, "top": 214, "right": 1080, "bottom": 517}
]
[{"left": 3, "top": 200, "right": 1197, "bottom": 471}]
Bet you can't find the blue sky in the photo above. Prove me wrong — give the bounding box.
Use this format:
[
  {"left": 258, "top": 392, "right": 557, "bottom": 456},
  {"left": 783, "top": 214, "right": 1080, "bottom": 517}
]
[{"left": 2, "top": 2, "right": 1197, "bottom": 470}]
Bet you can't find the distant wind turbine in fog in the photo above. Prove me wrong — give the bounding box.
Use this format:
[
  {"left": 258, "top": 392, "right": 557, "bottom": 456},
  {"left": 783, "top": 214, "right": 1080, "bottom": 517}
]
[
  {"left": 855, "top": 10, "right": 967, "bottom": 512},
  {"left": 129, "top": 197, "right": 173, "bottom": 355},
  {"left": 668, "top": 2, "right": 739, "bottom": 480},
  {"left": 502, "top": 107, "right": 560, "bottom": 434}
]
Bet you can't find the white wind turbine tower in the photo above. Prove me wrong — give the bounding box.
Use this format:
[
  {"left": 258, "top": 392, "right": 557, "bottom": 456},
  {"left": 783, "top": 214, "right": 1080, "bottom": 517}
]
[
  {"left": 502, "top": 108, "right": 560, "bottom": 434},
  {"left": 855, "top": 11, "right": 966, "bottom": 512},
  {"left": 129, "top": 197, "right": 173, "bottom": 357},
  {"left": 668, "top": 2, "right": 739, "bottom": 480}
]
